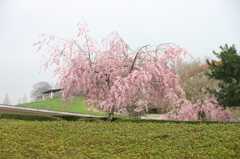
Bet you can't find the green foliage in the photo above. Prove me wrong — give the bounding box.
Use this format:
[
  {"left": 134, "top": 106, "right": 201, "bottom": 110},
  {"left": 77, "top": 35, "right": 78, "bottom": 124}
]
[
  {"left": 53, "top": 115, "right": 82, "bottom": 121},
  {"left": 53, "top": 115, "right": 110, "bottom": 122},
  {"left": 1, "top": 113, "right": 237, "bottom": 124},
  {"left": 0, "top": 119, "right": 239, "bottom": 158},
  {"left": 115, "top": 118, "right": 238, "bottom": 124},
  {"left": 0, "top": 113, "right": 122, "bottom": 122},
  {"left": 0, "top": 113, "right": 54, "bottom": 121},
  {"left": 206, "top": 44, "right": 240, "bottom": 107}
]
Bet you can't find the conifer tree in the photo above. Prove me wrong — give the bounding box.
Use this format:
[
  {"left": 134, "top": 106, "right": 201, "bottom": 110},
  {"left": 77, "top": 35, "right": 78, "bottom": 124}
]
[
  {"left": 18, "top": 98, "right": 21, "bottom": 104},
  {"left": 206, "top": 44, "right": 240, "bottom": 107},
  {"left": 22, "top": 94, "right": 28, "bottom": 104},
  {"left": 3, "top": 94, "right": 11, "bottom": 105}
]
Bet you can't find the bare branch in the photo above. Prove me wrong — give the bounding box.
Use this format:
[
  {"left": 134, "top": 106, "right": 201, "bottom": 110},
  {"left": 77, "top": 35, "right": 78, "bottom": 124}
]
[{"left": 129, "top": 45, "right": 149, "bottom": 73}]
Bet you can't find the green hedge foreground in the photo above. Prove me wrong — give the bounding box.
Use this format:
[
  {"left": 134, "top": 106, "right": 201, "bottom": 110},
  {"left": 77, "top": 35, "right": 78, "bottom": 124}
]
[{"left": 0, "top": 116, "right": 240, "bottom": 158}]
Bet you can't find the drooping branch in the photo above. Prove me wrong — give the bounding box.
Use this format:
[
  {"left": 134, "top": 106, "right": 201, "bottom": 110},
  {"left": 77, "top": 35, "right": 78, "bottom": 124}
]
[{"left": 129, "top": 45, "right": 149, "bottom": 73}]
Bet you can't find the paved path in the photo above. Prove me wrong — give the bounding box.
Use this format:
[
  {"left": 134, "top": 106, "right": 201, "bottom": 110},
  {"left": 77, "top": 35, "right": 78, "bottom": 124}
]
[{"left": 0, "top": 104, "right": 102, "bottom": 118}]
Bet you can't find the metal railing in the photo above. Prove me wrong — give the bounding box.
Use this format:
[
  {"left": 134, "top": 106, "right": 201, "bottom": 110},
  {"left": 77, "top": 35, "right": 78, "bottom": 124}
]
[{"left": 35, "top": 92, "right": 63, "bottom": 102}]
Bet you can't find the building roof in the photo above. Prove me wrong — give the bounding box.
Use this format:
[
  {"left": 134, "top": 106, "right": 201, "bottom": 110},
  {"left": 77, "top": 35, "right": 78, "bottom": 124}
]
[
  {"left": 181, "top": 61, "right": 222, "bottom": 78},
  {"left": 42, "top": 88, "right": 63, "bottom": 94}
]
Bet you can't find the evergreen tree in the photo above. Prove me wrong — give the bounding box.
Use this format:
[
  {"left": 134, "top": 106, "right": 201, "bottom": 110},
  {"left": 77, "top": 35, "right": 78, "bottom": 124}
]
[
  {"left": 22, "top": 94, "right": 28, "bottom": 104},
  {"left": 18, "top": 98, "right": 21, "bottom": 104},
  {"left": 3, "top": 94, "right": 11, "bottom": 105},
  {"left": 205, "top": 44, "right": 240, "bottom": 107}
]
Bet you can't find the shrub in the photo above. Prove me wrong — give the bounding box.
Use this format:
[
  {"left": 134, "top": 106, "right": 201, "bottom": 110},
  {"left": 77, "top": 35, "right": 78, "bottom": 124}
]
[{"left": 0, "top": 113, "right": 53, "bottom": 121}]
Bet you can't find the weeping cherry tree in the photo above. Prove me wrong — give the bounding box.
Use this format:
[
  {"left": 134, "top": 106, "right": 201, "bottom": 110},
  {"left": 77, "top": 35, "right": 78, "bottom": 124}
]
[{"left": 34, "top": 21, "right": 194, "bottom": 121}]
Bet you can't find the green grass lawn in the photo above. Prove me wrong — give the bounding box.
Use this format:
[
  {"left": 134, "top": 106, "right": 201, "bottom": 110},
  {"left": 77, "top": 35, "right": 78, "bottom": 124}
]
[
  {"left": 0, "top": 119, "right": 239, "bottom": 158},
  {"left": 17, "top": 97, "right": 109, "bottom": 117}
]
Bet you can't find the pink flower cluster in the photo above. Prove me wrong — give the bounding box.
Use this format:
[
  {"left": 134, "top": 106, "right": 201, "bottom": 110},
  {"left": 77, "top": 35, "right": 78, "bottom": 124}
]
[{"left": 159, "top": 95, "right": 238, "bottom": 122}]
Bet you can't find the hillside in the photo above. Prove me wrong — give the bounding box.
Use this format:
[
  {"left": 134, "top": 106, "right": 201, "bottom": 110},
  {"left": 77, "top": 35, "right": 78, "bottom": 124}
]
[{"left": 17, "top": 97, "right": 108, "bottom": 117}]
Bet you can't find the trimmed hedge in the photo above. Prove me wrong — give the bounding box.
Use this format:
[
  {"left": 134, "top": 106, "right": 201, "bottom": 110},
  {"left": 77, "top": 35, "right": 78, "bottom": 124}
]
[
  {"left": 115, "top": 118, "right": 237, "bottom": 124},
  {"left": 0, "top": 120, "right": 239, "bottom": 158},
  {"left": 53, "top": 115, "right": 82, "bottom": 121},
  {"left": 0, "top": 114, "right": 107, "bottom": 122},
  {"left": 0, "top": 113, "right": 53, "bottom": 121},
  {"left": 0, "top": 113, "right": 238, "bottom": 124}
]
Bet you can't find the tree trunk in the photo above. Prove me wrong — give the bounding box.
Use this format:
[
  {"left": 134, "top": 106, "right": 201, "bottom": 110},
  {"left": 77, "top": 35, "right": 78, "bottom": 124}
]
[
  {"left": 198, "top": 111, "right": 207, "bottom": 121},
  {"left": 107, "top": 106, "right": 115, "bottom": 122}
]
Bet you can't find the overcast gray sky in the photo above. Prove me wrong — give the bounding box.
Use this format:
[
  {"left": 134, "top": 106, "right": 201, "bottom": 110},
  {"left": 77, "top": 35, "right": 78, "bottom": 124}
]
[{"left": 0, "top": 0, "right": 239, "bottom": 104}]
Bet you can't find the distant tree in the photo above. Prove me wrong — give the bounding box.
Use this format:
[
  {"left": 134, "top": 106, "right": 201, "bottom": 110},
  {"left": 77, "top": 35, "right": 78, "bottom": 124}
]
[
  {"left": 18, "top": 98, "right": 21, "bottom": 104},
  {"left": 178, "top": 57, "right": 219, "bottom": 103},
  {"left": 206, "top": 44, "right": 240, "bottom": 107},
  {"left": 22, "top": 94, "right": 28, "bottom": 103},
  {"left": 31, "top": 81, "right": 52, "bottom": 100},
  {"left": 35, "top": 20, "right": 192, "bottom": 121},
  {"left": 3, "top": 94, "right": 11, "bottom": 105}
]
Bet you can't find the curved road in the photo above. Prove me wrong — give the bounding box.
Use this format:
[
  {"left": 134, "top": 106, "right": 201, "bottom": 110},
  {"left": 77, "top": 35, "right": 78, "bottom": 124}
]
[{"left": 0, "top": 104, "right": 103, "bottom": 118}]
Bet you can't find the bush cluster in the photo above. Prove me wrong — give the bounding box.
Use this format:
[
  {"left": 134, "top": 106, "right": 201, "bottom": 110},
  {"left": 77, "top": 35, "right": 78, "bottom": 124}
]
[
  {"left": 1, "top": 113, "right": 238, "bottom": 124},
  {"left": 0, "top": 119, "right": 239, "bottom": 158},
  {"left": 0, "top": 113, "right": 53, "bottom": 121}
]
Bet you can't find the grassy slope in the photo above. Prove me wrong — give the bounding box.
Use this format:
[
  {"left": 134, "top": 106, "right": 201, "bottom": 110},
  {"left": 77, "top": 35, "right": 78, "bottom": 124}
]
[
  {"left": 16, "top": 97, "right": 240, "bottom": 120},
  {"left": 17, "top": 97, "right": 108, "bottom": 117},
  {"left": 0, "top": 119, "right": 239, "bottom": 158}
]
